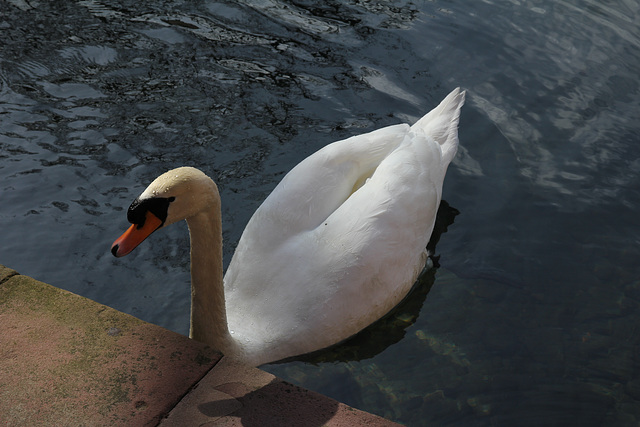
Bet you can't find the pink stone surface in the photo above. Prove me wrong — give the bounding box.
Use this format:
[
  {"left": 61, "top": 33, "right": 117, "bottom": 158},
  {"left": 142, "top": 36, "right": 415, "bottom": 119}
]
[
  {"left": 0, "top": 266, "right": 400, "bottom": 426},
  {"left": 0, "top": 269, "right": 220, "bottom": 426}
]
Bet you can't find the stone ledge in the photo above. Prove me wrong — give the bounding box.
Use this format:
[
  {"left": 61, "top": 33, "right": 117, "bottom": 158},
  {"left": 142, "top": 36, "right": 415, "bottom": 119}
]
[{"left": 0, "top": 265, "right": 400, "bottom": 426}]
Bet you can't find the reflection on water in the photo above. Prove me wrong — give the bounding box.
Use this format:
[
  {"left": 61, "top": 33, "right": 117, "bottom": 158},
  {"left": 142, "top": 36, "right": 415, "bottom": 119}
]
[{"left": 1, "top": 0, "right": 639, "bottom": 425}]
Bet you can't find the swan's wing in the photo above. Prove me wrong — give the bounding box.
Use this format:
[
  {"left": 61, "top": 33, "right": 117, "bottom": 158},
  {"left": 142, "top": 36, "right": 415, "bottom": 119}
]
[
  {"left": 227, "top": 88, "right": 465, "bottom": 298},
  {"left": 315, "top": 128, "right": 445, "bottom": 289},
  {"left": 242, "top": 123, "right": 410, "bottom": 240},
  {"left": 232, "top": 88, "right": 464, "bottom": 256}
]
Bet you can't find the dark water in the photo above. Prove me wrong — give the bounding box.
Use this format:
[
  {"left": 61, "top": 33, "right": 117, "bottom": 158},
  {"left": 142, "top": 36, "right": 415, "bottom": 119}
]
[{"left": 1, "top": 0, "right": 639, "bottom": 425}]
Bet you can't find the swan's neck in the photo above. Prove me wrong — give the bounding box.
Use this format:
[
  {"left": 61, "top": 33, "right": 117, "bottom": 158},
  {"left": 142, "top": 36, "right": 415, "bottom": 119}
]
[{"left": 186, "top": 208, "right": 236, "bottom": 354}]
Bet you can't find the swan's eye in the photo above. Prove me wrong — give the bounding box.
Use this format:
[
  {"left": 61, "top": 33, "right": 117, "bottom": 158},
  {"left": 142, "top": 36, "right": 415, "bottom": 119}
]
[{"left": 127, "top": 197, "right": 173, "bottom": 227}]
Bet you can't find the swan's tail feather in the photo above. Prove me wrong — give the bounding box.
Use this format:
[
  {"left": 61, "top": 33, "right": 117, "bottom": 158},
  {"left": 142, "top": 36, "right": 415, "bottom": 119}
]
[{"left": 411, "top": 87, "right": 465, "bottom": 167}]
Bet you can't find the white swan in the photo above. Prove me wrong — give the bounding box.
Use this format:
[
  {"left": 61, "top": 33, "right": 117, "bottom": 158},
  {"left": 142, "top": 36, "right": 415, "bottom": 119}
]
[{"left": 111, "top": 87, "right": 465, "bottom": 366}]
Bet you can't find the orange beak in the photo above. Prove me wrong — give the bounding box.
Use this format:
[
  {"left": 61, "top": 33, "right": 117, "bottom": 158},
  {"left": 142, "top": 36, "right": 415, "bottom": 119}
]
[{"left": 111, "top": 211, "right": 164, "bottom": 257}]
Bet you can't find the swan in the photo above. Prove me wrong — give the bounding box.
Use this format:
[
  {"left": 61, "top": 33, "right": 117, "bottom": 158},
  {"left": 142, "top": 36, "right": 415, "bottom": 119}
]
[{"left": 111, "top": 87, "right": 465, "bottom": 366}]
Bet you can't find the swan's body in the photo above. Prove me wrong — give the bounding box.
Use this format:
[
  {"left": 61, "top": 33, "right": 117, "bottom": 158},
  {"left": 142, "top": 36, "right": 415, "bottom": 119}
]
[{"left": 112, "top": 88, "right": 465, "bottom": 366}]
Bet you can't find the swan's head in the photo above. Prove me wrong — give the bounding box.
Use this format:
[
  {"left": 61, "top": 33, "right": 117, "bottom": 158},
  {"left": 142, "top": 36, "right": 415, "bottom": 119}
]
[{"left": 111, "top": 166, "right": 219, "bottom": 257}]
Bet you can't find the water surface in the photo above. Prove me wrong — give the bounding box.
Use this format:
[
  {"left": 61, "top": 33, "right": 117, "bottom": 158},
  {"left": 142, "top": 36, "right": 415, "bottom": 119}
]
[{"left": 1, "top": 0, "right": 639, "bottom": 425}]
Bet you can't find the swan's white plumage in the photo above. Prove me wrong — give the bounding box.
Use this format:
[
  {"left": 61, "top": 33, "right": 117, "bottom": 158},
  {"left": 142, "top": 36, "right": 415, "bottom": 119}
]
[{"left": 113, "top": 88, "right": 465, "bottom": 366}]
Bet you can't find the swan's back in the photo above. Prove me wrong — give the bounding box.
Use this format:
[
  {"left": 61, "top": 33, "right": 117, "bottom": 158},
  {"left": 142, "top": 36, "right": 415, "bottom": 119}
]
[{"left": 225, "top": 88, "right": 465, "bottom": 365}]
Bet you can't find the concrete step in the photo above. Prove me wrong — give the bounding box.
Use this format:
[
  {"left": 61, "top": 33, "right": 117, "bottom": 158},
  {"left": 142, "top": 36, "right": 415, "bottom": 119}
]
[{"left": 0, "top": 264, "right": 399, "bottom": 426}]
